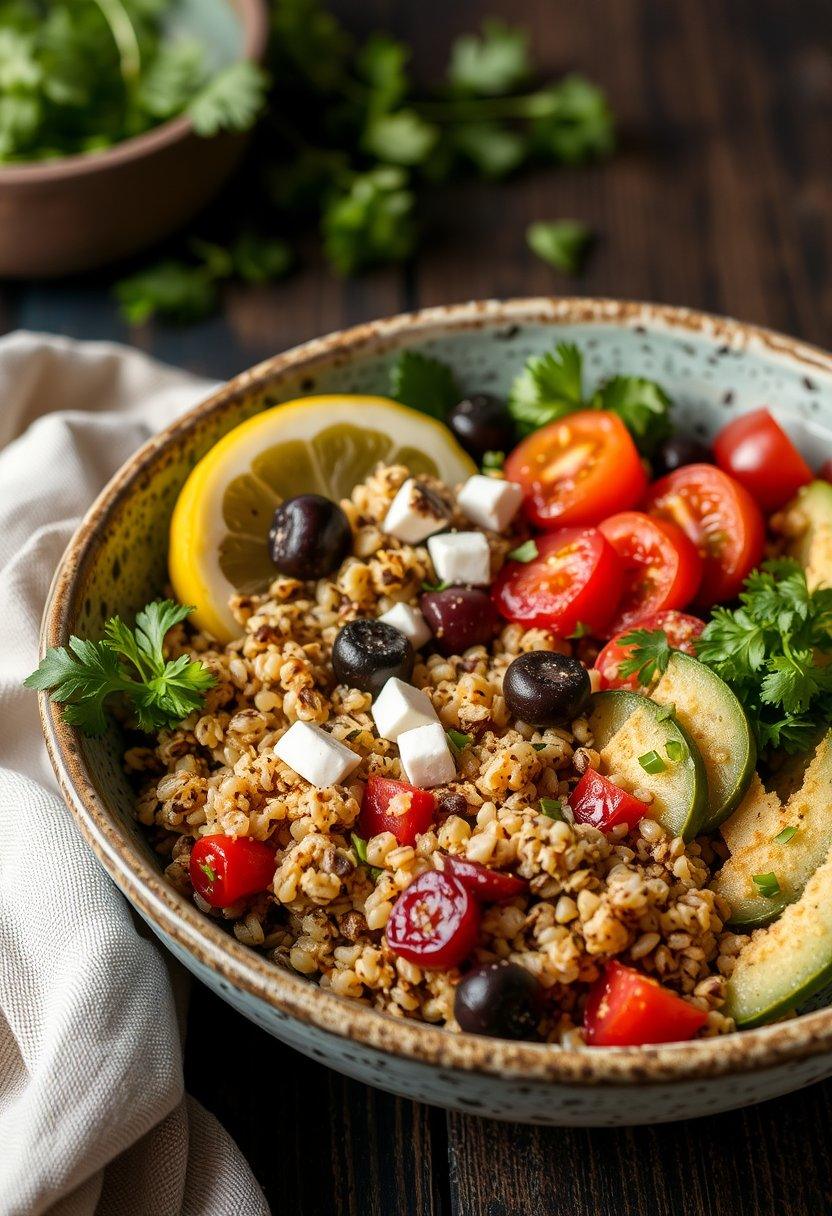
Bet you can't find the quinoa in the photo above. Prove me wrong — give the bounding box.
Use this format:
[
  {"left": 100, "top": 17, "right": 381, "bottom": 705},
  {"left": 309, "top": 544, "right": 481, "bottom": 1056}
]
[{"left": 126, "top": 463, "right": 736, "bottom": 1042}]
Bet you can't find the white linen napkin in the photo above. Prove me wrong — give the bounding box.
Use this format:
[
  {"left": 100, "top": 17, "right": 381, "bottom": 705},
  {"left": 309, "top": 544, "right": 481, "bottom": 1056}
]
[{"left": 0, "top": 332, "right": 271, "bottom": 1216}]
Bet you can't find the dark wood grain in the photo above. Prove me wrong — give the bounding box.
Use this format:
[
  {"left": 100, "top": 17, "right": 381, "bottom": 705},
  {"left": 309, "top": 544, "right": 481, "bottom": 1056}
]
[{"left": 7, "top": 0, "right": 832, "bottom": 1212}]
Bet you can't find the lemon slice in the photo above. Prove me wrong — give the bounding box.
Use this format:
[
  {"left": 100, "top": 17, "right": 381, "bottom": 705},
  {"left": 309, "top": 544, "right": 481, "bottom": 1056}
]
[{"left": 169, "top": 394, "right": 476, "bottom": 641}]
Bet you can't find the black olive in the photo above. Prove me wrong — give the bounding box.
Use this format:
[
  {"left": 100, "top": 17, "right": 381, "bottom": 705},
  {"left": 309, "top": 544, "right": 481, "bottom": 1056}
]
[
  {"left": 268, "top": 494, "right": 352, "bottom": 580},
  {"left": 447, "top": 394, "right": 515, "bottom": 461},
  {"left": 332, "top": 619, "right": 414, "bottom": 695},
  {"left": 654, "top": 435, "right": 713, "bottom": 476},
  {"left": 503, "top": 651, "right": 590, "bottom": 727},
  {"left": 454, "top": 962, "right": 542, "bottom": 1039},
  {"left": 420, "top": 587, "right": 499, "bottom": 656}
]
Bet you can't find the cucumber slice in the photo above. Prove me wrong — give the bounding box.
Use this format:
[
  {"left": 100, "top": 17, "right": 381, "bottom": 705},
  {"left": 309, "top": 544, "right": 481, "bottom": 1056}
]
[
  {"left": 590, "top": 691, "right": 708, "bottom": 841},
  {"left": 785, "top": 479, "right": 832, "bottom": 590},
  {"left": 726, "top": 841, "right": 832, "bottom": 1027},
  {"left": 712, "top": 732, "right": 832, "bottom": 928},
  {"left": 652, "top": 652, "right": 755, "bottom": 832}
]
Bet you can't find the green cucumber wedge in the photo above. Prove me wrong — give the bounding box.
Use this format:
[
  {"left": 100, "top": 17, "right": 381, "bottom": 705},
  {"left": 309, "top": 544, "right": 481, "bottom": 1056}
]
[
  {"left": 727, "top": 840, "right": 832, "bottom": 1027},
  {"left": 712, "top": 732, "right": 832, "bottom": 928},
  {"left": 652, "top": 651, "right": 755, "bottom": 833},
  {"left": 589, "top": 690, "right": 708, "bottom": 841},
  {"left": 785, "top": 479, "right": 832, "bottom": 590}
]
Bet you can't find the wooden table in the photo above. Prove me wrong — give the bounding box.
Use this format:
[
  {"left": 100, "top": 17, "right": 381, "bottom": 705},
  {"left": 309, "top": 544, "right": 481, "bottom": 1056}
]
[{"left": 4, "top": 1, "right": 832, "bottom": 1211}]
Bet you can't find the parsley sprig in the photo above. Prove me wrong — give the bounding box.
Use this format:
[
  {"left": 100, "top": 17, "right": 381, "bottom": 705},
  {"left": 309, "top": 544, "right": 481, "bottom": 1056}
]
[
  {"left": 696, "top": 560, "right": 832, "bottom": 753},
  {"left": 24, "top": 600, "right": 215, "bottom": 736},
  {"left": 507, "top": 341, "right": 673, "bottom": 455}
]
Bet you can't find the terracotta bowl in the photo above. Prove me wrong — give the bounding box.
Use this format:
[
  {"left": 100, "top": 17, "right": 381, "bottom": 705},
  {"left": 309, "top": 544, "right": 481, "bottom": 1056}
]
[
  {"left": 38, "top": 298, "right": 832, "bottom": 1125},
  {"left": 0, "top": 0, "right": 268, "bottom": 279}
]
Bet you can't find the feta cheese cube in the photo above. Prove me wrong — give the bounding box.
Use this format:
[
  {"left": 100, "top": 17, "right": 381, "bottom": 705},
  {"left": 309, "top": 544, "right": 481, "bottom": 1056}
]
[
  {"left": 458, "top": 474, "right": 523, "bottom": 533},
  {"left": 427, "top": 531, "right": 491, "bottom": 587},
  {"left": 382, "top": 477, "right": 450, "bottom": 544},
  {"left": 371, "top": 677, "right": 438, "bottom": 741},
  {"left": 275, "top": 721, "right": 360, "bottom": 788},
  {"left": 378, "top": 602, "right": 432, "bottom": 649},
  {"left": 398, "top": 721, "right": 456, "bottom": 788}
]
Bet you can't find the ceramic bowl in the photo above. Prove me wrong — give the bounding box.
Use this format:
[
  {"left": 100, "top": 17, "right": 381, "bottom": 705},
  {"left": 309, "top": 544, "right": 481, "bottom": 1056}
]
[
  {"left": 38, "top": 298, "right": 832, "bottom": 1126},
  {"left": 0, "top": 0, "right": 268, "bottom": 278}
]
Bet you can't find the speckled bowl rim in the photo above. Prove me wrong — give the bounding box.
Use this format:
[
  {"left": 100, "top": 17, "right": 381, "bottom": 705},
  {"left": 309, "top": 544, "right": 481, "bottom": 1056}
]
[
  {"left": 0, "top": 0, "right": 268, "bottom": 185},
  {"left": 38, "top": 297, "right": 832, "bottom": 1088}
]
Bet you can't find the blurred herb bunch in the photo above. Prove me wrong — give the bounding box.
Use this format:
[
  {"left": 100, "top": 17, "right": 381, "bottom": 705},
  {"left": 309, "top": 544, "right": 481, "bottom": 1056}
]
[{"left": 0, "top": 0, "right": 616, "bottom": 322}]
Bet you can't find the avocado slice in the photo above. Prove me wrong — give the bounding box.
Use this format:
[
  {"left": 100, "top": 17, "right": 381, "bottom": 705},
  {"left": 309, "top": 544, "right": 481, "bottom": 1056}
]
[
  {"left": 726, "top": 838, "right": 832, "bottom": 1027},
  {"left": 712, "top": 732, "right": 832, "bottom": 928},
  {"left": 589, "top": 690, "right": 708, "bottom": 841},
  {"left": 785, "top": 479, "right": 832, "bottom": 589},
  {"left": 651, "top": 652, "right": 755, "bottom": 833}
]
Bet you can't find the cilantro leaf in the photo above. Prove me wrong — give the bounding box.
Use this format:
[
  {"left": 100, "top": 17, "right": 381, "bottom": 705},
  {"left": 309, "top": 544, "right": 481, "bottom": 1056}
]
[
  {"left": 363, "top": 108, "right": 439, "bottom": 166},
  {"left": 591, "top": 376, "right": 673, "bottom": 456},
  {"left": 230, "top": 232, "right": 294, "bottom": 284},
  {"left": 530, "top": 74, "right": 615, "bottom": 164},
  {"left": 452, "top": 122, "right": 527, "bottom": 178},
  {"left": 188, "top": 60, "right": 269, "bottom": 137},
  {"left": 616, "top": 628, "right": 673, "bottom": 686},
  {"left": 24, "top": 600, "right": 215, "bottom": 737},
  {"left": 321, "top": 167, "right": 417, "bottom": 275},
  {"left": 448, "top": 20, "right": 530, "bottom": 97},
  {"left": 527, "top": 220, "right": 593, "bottom": 275},
  {"left": 356, "top": 33, "right": 410, "bottom": 114},
  {"left": 137, "top": 40, "right": 206, "bottom": 120},
  {"left": 508, "top": 342, "right": 584, "bottom": 434},
  {"left": 390, "top": 351, "right": 460, "bottom": 419},
  {"left": 115, "top": 261, "right": 218, "bottom": 325}
]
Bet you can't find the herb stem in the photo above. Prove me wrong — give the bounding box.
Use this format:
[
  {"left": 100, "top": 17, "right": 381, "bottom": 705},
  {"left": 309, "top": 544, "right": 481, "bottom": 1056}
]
[
  {"left": 93, "top": 0, "right": 141, "bottom": 85},
  {"left": 413, "top": 89, "right": 558, "bottom": 124}
]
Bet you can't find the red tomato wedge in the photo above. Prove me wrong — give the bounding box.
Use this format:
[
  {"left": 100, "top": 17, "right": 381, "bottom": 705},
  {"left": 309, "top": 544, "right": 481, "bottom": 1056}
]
[
  {"left": 569, "top": 770, "right": 646, "bottom": 832},
  {"left": 584, "top": 961, "right": 708, "bottom": 1046},
  {"left": 596, "top": 610, "right": 706, "bottom": 691},
  {"left": 190, "top": 835, "right": 276, "bottom": 908},
  {"left": 386, "top": 871, "right": 481, "bottom": 969},
  {"left": 643, "top": 464, "right": 765, "bottom": 607},
  {"left": 438, "top": 854, "right": 528, "bottom": 902},
  {"left": 359, "top": 777, "right": 435, "bottom": 846},
  {"left": 714, "top": 408, "right": 812, "bottom": 512},
  {"left": 598, "top": 511, "right": 702, "bottom": 635},
  {"left": 492, "top": 527, "right": 623, "bottom": 638},
  {"left": 505, "top": 410, "right": 648, "bottom": 529}
]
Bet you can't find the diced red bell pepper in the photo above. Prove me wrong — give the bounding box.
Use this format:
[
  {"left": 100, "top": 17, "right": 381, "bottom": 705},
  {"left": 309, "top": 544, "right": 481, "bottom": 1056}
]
[
  {"left": 190, "top": 835, "right": 276, "bottom": 908},
  {"left": 438, "top": 853, "right": 528, "bottom": 903},
  {"left": 359, "top": 776, "right": 436, "bottom": 846},
  {"left": 386, "top": 871, "right": 481, "bottom": 969},
  {"left": 569, "top": 769, "right": 646, "bottom": 831},
  {"left": 584, "top": 960, "right": 708, "bottom": 1046}
]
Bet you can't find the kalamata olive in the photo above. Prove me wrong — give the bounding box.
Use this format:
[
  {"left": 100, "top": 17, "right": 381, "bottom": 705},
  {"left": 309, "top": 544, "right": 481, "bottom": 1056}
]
[
  {"left": 654, "top": 435, "right": 713, "bottom": 476},
  {"left": 420, "top": 587, "right": 499, "bottom": 656},
  {"left": 332, "top": 619, "right": 414, "bottom": 695},
  {"left": 503, "top": 650, "right": 590, "bottom": 726},
  {"left": 447, "top": 394, "right": 516, "bottom": 461},
  {"left": 269, "top": 494, "right": 352, "bottom": 580},
  {"left": 454, "top": 961, "right": 543, "bottom": 1039}
]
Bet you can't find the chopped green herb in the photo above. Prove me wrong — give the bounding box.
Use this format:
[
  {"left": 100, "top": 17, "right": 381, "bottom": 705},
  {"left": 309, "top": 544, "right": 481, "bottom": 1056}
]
[
  {"left": 446, "top": 728, "right": 474, "bottom": 753},
  {"left": 351, "top": 832, "right": 383, "bottom": 881},
  {"left": 774, "top": 825, "right": 798, "bottom": 846},
  {"left": 527, "top": 219, "right": 593, "bottom": 275},
  {"left": 752, "top": 872, "right": 781, "bottom": 898},
  {"left": 507, "top": 341, "right": 584, "bottom": 435},
  {"left": 638, "top": 750, "right": 666, "bottom": 774},
  {"left": 540, "top": 796, "right": 565, "bottom": 820},
  {"left": 508, "top": 539, "right": 539, "bottom": 563},
  {"left": 345, "top": 728, "right": 362, "bottom": 741},
  {"left": 617, "top": 629, "right": 673, "bottom": 686},
  {"left": 422, "top": 579, "right": 450, "bottom": 592},
  {"left": 665, "top": 739, "right": 685, "bottom": 763},
  {"left": 569, "top": 621, "right": 590, "bottom": 640},
  {"left": 531, "top": 741, "right": 547, "bottom": 752},
  {"left": 481, "top": 450, "right": 505, "bottom": 472},
  {"left": 24, "top": 600, "right": 216, "bottom": 736},
  {"left": 390, "top": 350, "right": 460, "bottom": 419},
  {"left": 197, "top": 861, "right": 217, "bottom": 884}
]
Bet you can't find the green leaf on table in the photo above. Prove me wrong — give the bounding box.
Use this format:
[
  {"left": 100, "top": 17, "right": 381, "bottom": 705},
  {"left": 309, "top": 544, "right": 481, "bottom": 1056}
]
[
  {"left": 114, "top": 261, "right": 218, "bottom": 325},
  {"left": 508, "top": 342, "right": 584, "bottom": 434},
  {"left": 448, "top": 20, "right": 530, "bottom": 96},
  {"left": 321, "top": 167, "right": 417, "bottom": 275},
  {"left": 356, "top": 33, "right": 410, "bottom": 115},
  {"left": 390, "top": 351, "right": 460, "bottom": 419},
  {"left": 363, "top": 108, "right": 439, "bottom": 166},
  {"left": 530, "top": 74, "right": 615, "bottom": 164},
  {"left": 452, "top": 122, "right": 527, "bottom": 178},
  {"left": 230, "top": 232, "right": 294, "bottom": 283},
  {"left": 527, "top": 220, "right": 593, "bottom": 274},
  {"left": 188, "top": 61, "right": 269, "bottom": 137}
]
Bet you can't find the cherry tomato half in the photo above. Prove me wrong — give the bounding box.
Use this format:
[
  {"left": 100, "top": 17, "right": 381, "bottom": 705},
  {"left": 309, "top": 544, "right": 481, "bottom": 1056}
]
[
  {"left": 359, "top": 776, "right": 435, "bottom": 846},
  {"left": 438, "top": 853, "right": 528, "bottom": 903},
  {"left": 569, "top": 769, "right": 646, "bottom": 832},
  {"left": 643, "top": 464, "right": 765, "bottom": 607},
  {"left": 595, "top": 609, "right": 706, "bottom": 691},
  {"left": 584, "top": 961, "right": 708, "bottom": 1046},
  {"left": 190, "top": 835, "right": 276, "bottom": 908},
  {"left": 598, "top": 511, "right": 702, "bottom": 635},
  {"left": 492, "top": 527, "right": 623, "bottom": 638},
  {"left": 386, "top": 871, "right": 481, "bottom": 969},
  {"left": 505, "top": 410, "right": 648, "bottom": 529},
  {"left": 714, "top": 408, "right": 812, "bottom": 512}
]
